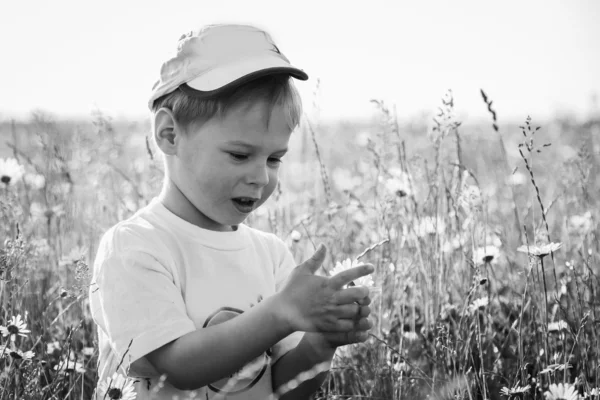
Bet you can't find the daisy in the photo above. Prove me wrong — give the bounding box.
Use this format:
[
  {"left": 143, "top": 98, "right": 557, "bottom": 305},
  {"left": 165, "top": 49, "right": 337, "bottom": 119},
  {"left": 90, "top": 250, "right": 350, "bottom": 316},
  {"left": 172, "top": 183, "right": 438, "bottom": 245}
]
[
  {"left": 584, "top": 388, "right": 599, "bottom": 399},
  {"left": 517, "top": 242, "right": 563, "bottom": 259},
  {"left": 8, "top": 349, "right": 35, "bottom": 361},
  {"left": 415, "top": 216, "right": 446, "bottom": 237},
  {"left": 544, "top": 383, "right": 579, "bottom": 400},
  {"left": 469, "top": 297, "right": 489, "bottom": 314},
  {"left": 53, "top": 358, "right": 86, "bottom": 374},
  {"left": 96, "top": 372, "right": 137, "bottom": 400},
  {"left": 548, "top": 320, "right": 569, "bottom": 333},
  {"left": 0, "top": 158, "right": 25, "bottom": 186},
  {"left": 473, "top": 245, "right": 500, "bottom": 265},
  {"left": 500, "top": 383, "right": 530, "bottom": 397},
  {"left": 330, "top": 258, "right": 361, "bottom": 277},
  {"left": 23, "top": 173, "right": 46, "bottom": 190},
  {"left": 0, "top": 314, "right": 31, "bottom": 341}
]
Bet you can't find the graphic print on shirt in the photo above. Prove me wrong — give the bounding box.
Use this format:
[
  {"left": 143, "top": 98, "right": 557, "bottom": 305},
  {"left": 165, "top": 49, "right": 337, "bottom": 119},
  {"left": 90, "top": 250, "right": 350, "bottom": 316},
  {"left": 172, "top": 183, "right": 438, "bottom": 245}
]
[{"left": 203, "top": 295, "right": 271, "bottom": 394}]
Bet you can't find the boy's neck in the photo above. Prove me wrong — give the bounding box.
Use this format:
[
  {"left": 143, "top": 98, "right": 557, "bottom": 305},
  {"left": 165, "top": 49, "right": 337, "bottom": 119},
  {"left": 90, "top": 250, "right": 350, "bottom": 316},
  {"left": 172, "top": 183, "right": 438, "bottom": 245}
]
[{"left": 158, "top": 178, "right": 237, "bottom": 232}]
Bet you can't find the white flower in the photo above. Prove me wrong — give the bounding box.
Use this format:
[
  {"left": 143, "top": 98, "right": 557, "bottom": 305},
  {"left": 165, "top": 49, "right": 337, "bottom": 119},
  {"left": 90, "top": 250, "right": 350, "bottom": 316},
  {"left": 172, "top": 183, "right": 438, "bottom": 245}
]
[
  {"left": 415, "top": 216, "right": 446, "bottom": 237},
  {"left": 354, "top": 274, "right": 374, "bottom": 288},
  {"left": 23, "top": 173, "right": 46, "bottom": 189},
  {"left": 46, "top": 341, "right": 61, "bottom": 355},
  {"left": 568, "top": 211, "right": 593, "bottom": 236},
  {"left": 469, "top": 297, "right": 489, "bottom": 314},
  {"left": 584, "top": 388, "right": 599, "bottom": 399},
  {"left": 0, "top": 314, "right": 31, "bottom": 341},
  {"left": 7, "top": 349, "right": 35, "bottom": 361},
  {"left": 96, "top": 372, "right": 137, "bottom": 400},
  {"left": 0, "top": 158, "right": 25, "bottom": 186},
  {"left": 53, "top": 358, "right": 86, "bottom": 374},
  {"left": 330, "top": 258, "right": 361, "bottom": 277},
  {"left": 473, "top": 245, "right": 500, "bottom": 265},
  {"left": 82, "top": 347, "right": 95, "bottom": 356},
  {"left": 548, "top": 320, "right": 569, "bottom": 332},
  {"left": 500, "top": 383, "right": 530, "bottom": 397},
  {"left": 290, "top": 230, "right": 302, "bottom": 242},
  {"left": 517, "top": 242, "right": 563, "bottom": 259},
  {"left": 544, "top": 383, "right": 578, "bottom": 400}
]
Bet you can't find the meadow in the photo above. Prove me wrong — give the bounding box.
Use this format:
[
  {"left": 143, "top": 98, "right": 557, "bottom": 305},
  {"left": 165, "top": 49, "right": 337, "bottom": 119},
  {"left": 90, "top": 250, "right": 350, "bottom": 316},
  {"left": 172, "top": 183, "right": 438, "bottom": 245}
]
[{"left": 0, "top": 89, "right": 599, "bottom": 400}]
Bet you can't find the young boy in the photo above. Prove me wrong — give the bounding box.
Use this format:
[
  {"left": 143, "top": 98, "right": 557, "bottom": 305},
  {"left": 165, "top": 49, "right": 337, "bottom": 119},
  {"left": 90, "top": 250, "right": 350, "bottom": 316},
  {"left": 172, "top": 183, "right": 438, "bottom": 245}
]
[{"left": 89, "top": 24, "right": 374, "bottom": 400}]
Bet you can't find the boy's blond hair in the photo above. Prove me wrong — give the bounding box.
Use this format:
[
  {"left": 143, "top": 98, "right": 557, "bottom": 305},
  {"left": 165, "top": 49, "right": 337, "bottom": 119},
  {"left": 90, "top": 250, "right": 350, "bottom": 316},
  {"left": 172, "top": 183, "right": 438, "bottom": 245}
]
[{"left": 151, "top": 74, "right": 303, "bottom": 133}]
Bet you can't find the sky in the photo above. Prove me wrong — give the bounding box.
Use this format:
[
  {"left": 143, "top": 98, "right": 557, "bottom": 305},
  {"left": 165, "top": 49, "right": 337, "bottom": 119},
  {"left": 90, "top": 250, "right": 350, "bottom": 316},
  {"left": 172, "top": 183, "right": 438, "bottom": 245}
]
[{"left": 1, "top": 0, "right": 599, "bottom": 123}]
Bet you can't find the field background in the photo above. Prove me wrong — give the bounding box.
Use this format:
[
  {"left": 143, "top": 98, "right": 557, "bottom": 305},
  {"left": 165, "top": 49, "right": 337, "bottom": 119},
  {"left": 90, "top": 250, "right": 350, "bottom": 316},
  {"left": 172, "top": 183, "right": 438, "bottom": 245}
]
[{"left": 0, "top": 90, "right": 599, "bottom": 399}]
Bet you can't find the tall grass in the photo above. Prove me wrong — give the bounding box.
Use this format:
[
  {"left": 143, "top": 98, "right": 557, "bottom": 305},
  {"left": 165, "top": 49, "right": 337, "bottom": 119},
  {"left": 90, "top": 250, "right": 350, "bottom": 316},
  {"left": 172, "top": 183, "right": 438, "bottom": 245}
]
[{"left": 0, "top": 91, "right": 598, "bottom": 399}]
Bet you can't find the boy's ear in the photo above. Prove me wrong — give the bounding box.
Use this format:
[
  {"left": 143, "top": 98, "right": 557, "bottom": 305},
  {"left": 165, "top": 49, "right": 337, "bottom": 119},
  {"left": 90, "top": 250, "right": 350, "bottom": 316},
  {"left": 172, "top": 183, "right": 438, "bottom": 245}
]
[{"left": 153, "top": 108, "right": 180, "bottom": 156}]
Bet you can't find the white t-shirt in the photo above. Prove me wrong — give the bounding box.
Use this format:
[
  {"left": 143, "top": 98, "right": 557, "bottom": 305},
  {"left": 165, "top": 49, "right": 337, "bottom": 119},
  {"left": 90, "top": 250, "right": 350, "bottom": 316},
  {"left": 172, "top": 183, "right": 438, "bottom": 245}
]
[{"left": 88, "top": 197, "right": 303, "bottom": 399}]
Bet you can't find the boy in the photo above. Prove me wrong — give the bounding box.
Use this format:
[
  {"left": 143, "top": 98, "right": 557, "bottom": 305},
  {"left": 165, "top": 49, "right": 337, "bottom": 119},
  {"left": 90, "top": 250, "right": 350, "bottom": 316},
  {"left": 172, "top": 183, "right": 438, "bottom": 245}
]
[{"left": 89, "top": 24, "right": 374, "bottom": 400}]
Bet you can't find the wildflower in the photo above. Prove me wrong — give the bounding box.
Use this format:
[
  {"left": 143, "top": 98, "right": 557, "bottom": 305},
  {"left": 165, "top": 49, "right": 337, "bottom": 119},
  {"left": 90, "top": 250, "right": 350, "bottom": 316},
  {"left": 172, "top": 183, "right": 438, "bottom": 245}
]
[
  {"left": 46, "top": 341, "right": 61, "bottom": 355},
  {"left": 330, "top": 258, "right": 374, "bottom": 287},
  {"left": 8, "top": 349, "right": 35, "bottom": 361},
  {"left": 469, "top": 297, "right": 489, "bottom": 314},
  {"left": 82, "top": 347, "right": 95, "bottom": 357},
  {"left": 290, "top": 230, "right": 302, "bottom": 242},
  {"left": 517, "top": 242, "right": 563, "bottom": 259},
  {"left": 0, "top": 314, "right": 31, "bottom": 341},
  {"left": 473, "top": 245, "right": 500, "bottom": 265},
  {"left": 403, "top": 331, "right": 419, "bottom": 341},
  {"left": 568, "top": 211, "right": 593, "bottom": 236},
  {"left": 500, "top": 383, "right": 530, "bottom": 397},
  {"left": 330, "top": 258, "right": 361, "bottom": 277},
  {"left": 381, "top": 167, "right": 411, "bottom": 198},
  {"left": 584, "top": 388, "right": 600, "bottom": 399},
  {"left": 544, "top": 383, "right": 578, "bottom": 400},
  {"left": 23, "top": 173, "right": 46, "bottom": 189},
  {"left": 0, "top": 158, "right": 25, "bottom": 186},
  {"left": 548, "top": 320, "right": 569, "bottom": 332},
  {"left": 53, "top": 358, "right": 86, "bottom": 374},
  {"left": 415, "top": 216, "right": 446, "bottom": 237},
  {"left": 96, "top": 372, "right": 137, "bottom": 400}
]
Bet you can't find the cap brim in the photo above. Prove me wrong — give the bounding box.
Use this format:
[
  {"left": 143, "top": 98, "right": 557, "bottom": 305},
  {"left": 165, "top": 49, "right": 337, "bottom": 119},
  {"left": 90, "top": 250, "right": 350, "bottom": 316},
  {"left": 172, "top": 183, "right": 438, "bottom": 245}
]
[{"left": 180, "top": 54, "right": 308, "bottom": 98}]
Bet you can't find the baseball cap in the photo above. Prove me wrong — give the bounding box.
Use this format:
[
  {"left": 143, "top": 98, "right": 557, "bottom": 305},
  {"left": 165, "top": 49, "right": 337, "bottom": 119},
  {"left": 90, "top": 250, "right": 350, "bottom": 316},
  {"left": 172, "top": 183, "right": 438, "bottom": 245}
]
[{"left": 148, "top": 24, "right": 309, "bottom": 110}]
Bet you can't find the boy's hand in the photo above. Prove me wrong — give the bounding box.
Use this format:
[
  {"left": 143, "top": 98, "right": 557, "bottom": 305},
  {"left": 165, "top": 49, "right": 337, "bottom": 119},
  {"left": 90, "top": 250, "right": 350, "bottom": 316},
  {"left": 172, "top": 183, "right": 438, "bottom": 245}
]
[
  {"left": 318, "top": 295, "right": 373, "bottom": 347},
  {"left": 275, "top": 244, "right": 374, "bottom": 334}
]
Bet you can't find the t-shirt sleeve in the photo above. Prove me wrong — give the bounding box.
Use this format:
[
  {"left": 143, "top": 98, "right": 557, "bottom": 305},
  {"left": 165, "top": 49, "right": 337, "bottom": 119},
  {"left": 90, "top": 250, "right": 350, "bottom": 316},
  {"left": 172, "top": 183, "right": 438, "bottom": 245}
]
[
  {"left": 93, "top": 244, "right": 196, "bottom": 377},
  {"left": 270, "top": 236, "right": 304, "bottom": 365}
]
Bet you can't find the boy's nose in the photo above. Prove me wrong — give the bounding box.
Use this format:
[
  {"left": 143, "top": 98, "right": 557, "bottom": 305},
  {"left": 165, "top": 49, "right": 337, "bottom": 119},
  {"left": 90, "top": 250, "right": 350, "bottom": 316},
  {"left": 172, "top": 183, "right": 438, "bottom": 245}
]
[{"left": 246, "top": 163, "right": 270, "bottom": 187}]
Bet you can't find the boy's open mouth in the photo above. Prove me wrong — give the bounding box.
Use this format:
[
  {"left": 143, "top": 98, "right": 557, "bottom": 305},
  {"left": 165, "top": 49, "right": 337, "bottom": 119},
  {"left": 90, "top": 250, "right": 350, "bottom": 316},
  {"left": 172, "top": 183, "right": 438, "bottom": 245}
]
[{"left": 232, "top": 197, "right": 259, "bottom": 213}]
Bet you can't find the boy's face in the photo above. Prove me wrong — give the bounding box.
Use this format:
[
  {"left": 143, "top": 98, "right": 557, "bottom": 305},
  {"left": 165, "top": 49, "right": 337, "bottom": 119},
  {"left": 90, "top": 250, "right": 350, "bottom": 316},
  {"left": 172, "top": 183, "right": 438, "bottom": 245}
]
[{"left": 168, "top": 100, "right": 292, "bottom": 231}]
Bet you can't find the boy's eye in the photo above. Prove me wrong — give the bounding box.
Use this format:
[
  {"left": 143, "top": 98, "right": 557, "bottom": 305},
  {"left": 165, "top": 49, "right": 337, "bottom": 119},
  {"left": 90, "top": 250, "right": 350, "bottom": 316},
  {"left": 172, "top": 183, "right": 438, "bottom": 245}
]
[
  {"left": 228, "top": 153, "right": 248, "bottom": 161},
  {"left": 228, "top": 153, "right": 283, "bottom": 166},
  {"left": 268, "top": 158, "right": 282, "bottom": 166}
]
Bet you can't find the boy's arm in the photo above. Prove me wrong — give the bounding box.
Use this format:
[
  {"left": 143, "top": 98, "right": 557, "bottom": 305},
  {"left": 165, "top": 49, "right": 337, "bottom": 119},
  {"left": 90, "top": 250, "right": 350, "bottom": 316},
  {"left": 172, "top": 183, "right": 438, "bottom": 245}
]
[
  {"left": 271, "top": 332, "right": 336, "bottom": 400},
  {"left": 146, "top": 294, "right": 293, "bottom": 391}
]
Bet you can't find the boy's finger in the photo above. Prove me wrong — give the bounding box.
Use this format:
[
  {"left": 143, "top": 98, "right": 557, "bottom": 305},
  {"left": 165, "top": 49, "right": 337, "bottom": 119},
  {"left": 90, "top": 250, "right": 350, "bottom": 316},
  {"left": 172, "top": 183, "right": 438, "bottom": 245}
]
[
  {"left": 299, "top": 244, "right": 327, "bottom": 274},
  {"left": 357, "top": 296, "right": 372, "bottom": 306},
  {"left": 333, "top": 286, "right": 370, "bottom": 305},
  {"left": 329, "top": 264, "right": 374, "bottom": 289}
]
